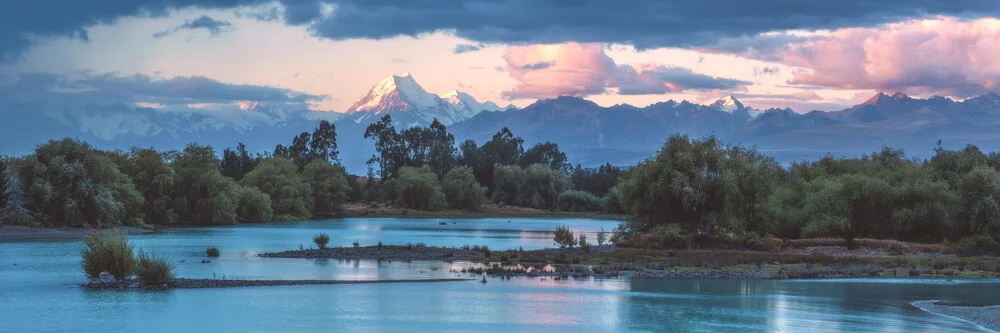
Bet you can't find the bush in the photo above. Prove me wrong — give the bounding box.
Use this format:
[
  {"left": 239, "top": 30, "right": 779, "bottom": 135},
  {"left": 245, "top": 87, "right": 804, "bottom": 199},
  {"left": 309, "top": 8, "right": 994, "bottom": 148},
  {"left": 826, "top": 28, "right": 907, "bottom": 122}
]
[
  {"left": 597, "top": 228, "right": 608, "bottom": 246},
  {"left": 134, "top": 250, "right": 175, "bottom": 286},
  {"left": 955, "top": 235, "right": 1000, "bottom": 256},
  {"left": 579, "top": 233, "right": 591, "bottom": 252},
  {"left": 650, "top": 224, "right": 686, "bottom": 249},
  {"left": 314, "top": 233, "right": 331, "bottom": 249},
  {"left": 601, "top": 187, "right": 624, "bottom": 214},
  {"left": 206, "top": 247, "right": 220, "bottom": 257},
  {"left": 353, "top": 240, "right": 360, "bottom": 248},
  {"left": 557, "top": 190, "right": 602, "bottom": 212},
  {"left": 554, "top": 225, "right": 576, "bottom": 248},
  {"left": 81, "top": 230, "right": 135, "bottom": 280}
]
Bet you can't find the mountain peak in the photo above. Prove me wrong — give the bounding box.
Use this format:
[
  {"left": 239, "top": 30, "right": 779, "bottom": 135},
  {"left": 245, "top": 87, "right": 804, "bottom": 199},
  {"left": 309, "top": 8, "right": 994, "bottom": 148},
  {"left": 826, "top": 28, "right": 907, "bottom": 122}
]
[
  {"left": 891, "top": 92, "right": 909, "bottom": 100},
  {"left": 710, "top": 95, "right": 744, "bottom": 113},
  {"left": 862, "top": 92, "right": 891, "bottom": 105},
  {"left": 346, "top": 73, "right": 507, "bottom": 125}
]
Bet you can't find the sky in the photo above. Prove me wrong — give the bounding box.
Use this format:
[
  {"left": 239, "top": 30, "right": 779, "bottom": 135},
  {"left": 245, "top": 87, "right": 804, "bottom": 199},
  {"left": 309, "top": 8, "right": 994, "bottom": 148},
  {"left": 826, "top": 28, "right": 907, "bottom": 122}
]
[{"left": 2, "top": 0, "right": 1000, "bottom": 115}]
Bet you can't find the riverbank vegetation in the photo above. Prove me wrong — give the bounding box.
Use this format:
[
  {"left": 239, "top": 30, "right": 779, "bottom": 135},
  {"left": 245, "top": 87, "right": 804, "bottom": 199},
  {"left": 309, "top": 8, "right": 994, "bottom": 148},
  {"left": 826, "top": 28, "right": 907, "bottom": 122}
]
[
  {"left": 613, "top": 136, "right": 1000, "bottom": 256},
  {"left": 2, "top": 115, "right": 1000, "bottom": 258},
  {"left": 80, "top": 229, "right": 176, "bottom": 286}
]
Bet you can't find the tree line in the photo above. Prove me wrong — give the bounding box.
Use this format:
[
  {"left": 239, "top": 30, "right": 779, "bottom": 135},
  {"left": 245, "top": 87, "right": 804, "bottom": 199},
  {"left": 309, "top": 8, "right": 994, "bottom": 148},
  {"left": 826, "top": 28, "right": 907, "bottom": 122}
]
[
  {"left": 0, "top": 117, "right": 623, "bottom": 227},
  {"left": 616, "top": 135, "right": 1000, "bottom": 253}
]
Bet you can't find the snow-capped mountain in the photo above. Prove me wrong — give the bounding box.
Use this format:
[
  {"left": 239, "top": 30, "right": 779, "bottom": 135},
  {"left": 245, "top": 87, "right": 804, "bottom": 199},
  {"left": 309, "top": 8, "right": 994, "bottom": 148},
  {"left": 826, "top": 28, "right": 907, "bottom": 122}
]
[
  {"left": 709, "top": 95, "right": 764, "bottom": 118},
  {"left": 711, "top": 95, "right": 745, "bottom": 113},
  {"left": 344, "top": 73, "right": 507, "bottom": 126}
]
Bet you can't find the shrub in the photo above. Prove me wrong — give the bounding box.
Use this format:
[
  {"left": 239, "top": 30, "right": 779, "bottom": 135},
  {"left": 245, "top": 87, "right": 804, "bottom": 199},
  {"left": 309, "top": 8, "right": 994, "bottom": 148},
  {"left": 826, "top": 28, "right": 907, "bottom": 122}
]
[
  {"left": 557, "top": 190, "right": 602, "bottom": 212},
  {"left": 314, "top": 233, "right": 331, "bottom": 249},
  {"left": 554, "top": 225, "right": 576, "bottom": 248},
  {"left": 650, "top": 224, "right": 686, "bottom": 249},
  {"left": 596, "top": 228, "right": 608, "bottom": 246},
  {"left": 385, "top": 166, "right": 447, "bottom": 210},
  {"left": 955, "top": 235, "right": 1000, "bottom": 256},
  {"left": 601, "top": 187, "right": 624, "bottom": 214},
  {"left": 353, "top": 240, "right": 360, "bottom": 248},
  {"left": 80, "top": 229, "right": 135, "bottom": 281},
  {"left": 134, "top": 250, "right": 175, "bottom": 286},
  {"left": 206, "top": 247, "right": 220, "bottom": 257},
  {"left": 377, "top": 241, "right": 383, "bottom": 249},
  {"left": 579, "top": 233, "right": 591, "bottom": 252}
]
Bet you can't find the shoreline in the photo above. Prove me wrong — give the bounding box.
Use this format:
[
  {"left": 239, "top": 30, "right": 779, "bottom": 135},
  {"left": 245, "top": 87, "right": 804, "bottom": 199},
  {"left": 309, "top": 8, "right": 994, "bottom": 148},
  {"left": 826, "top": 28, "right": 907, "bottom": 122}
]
[
  {"left": 260, "top": 246, "right": 1000, "bottom": 280},
  {"left": 83, "top": 278, "right": 476, "bottom": 290},
  {"left": 912, "top": 300, "right": 1000, "bottom": 332},
  {"left": 0, "top": 226, "right": 153, "bottom": 242}
]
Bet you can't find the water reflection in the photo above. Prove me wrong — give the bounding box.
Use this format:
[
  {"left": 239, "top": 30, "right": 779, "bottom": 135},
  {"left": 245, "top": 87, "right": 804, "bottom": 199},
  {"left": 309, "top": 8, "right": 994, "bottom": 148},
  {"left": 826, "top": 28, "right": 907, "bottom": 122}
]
[{"left": 2, "top": 218, "right": 998, "bottom": 332}]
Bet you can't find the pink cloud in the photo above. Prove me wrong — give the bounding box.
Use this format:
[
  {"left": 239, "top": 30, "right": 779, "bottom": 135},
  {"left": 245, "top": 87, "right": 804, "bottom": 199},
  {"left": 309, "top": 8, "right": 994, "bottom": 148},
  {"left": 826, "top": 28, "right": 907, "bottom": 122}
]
[
  {"left": 502, "top": 42, "right": 747, "bottom": 99},
  {"left": 782, "top": 17, "right": 1000, "bottom": 97}
]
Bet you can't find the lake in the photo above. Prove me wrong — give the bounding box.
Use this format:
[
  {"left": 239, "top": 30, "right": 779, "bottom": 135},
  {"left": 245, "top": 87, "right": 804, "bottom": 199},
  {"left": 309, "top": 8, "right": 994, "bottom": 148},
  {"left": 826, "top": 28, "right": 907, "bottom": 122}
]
[{"left": 1, "top": 217, "right": 997, "bottom": 332}]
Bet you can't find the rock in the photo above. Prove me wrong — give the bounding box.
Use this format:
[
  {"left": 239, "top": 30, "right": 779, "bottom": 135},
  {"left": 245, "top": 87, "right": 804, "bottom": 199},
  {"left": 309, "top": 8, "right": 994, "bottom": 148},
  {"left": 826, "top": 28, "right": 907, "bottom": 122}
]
[{"left": 98, "top": 271, "right": 116, "bottom": 284}]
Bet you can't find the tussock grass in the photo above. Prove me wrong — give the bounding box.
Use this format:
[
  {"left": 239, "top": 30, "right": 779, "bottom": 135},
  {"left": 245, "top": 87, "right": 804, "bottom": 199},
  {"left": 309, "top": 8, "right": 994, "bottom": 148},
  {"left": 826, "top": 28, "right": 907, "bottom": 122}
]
[
  {"left": 80, "top": 229, "right": 135, "bottom": 280},
  {"left": 135, "top": 250, "right": 175, "bottom": 285}
]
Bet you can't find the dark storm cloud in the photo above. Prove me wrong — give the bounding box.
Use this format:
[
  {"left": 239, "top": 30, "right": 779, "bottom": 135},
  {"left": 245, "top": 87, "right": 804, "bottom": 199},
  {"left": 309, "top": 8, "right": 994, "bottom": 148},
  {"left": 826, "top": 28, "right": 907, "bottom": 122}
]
[
  {"left": 4, "top": 0, "right": 1000, "bottom": 61},
  {"left": 77, "top": 73, "right": 323, "bottom": 104},
  {"left": 453, "top": 43, "right": 483, "bottom": 54},
  {"left": 153, "top": 15, "right": 233, "bottom": 38}
]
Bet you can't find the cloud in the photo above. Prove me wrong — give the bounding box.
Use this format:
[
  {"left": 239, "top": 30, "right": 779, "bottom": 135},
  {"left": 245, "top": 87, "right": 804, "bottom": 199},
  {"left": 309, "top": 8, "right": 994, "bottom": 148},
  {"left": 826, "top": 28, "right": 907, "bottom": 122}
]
[
  {"left": 776, "top": 17, "right": 1000, "bottom": 97},
  {"left": 4, "top": 1, "right": 1000, "bottom": 61},
  {"left": 0, "top": 71, "right": 324, "bottom": 110},
  {"left": 753, "top": 66, "right": 781, "bottom": 76},
  {"left": 453, "top": 43, "right": 483, "bottom": 54},
  {"left": 153, "top": 15, "right": 233, "bottom": 38},
  {"left": 501, "top": 43, "right": 747, "bottom": 99}
]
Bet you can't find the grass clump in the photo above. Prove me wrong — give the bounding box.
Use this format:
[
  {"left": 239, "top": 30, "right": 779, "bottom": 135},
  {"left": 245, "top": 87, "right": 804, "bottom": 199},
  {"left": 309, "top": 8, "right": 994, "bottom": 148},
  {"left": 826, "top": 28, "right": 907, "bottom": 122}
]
[
  {"left": 81, "top": 229, "right": 135, "bottom": 281},
  {"left": 206, "top": 247, "right": 220, "bottom": 257},
  {"left": 314, "top": 233, "right": 331, "bottom": 249},
  {"left": 135, "top": 250, "right": 175, "bottom": 286}
]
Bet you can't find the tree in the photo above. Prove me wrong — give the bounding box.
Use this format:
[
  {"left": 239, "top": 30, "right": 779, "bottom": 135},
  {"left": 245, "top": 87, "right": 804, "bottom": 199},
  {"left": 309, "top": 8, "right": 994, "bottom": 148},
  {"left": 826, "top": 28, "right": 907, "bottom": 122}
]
[
  {"left": 518, "top": 164, "right": 568, "bottom": 209},
  {"left": 426, "top": 119, "right": 456, "bottom": 180},
  {"left": 521, "top": 142, "right": 569, "bottom": 173},
  {"left": 240, "top": 157, "right": 313, "bottom": 220},
  {"left": 570, "top": 163, "right": 623, "bottom": 196},
  {"left": 309, "top": 120, "right": 339, "bottom": 163},
  {"left": 0, "top": 157, "right": 33, "bottom": 225},
  {"left": 384, "top": 166, "right": 446, "bottom": 210},
  {"left": 172, "top": 144, "right": 268, "bottom": 224},
  {"left": 478, "top": 128, "right": 524, "bottom": 192},
  {"left": 302, "top": 159, "right": 350, "bottom": 215},
  {"left": 20, "top": 138, "right": 144, "bottom": 227},
  {"left": 364, "top": 115, "right": 405, "bottom": 180},
  {"left": 597, "top": 228, "right": 607, "bottom": 246},
  {"left": 289, "top": 132, "right": 312, "bottom": 168},
  {"left": 116, "top": 148, "right": 178, "bottom": 225},
  {"left": 442, "top": 166, "right": 486, "bottom": 210},
  {"left": 557, "top": 190, "right": 602, "bottom": 212},
  {"left": 553, "top": 225, "right": 576, "bottom": 248},
  {"left": 491, "top": 164, "right": 523, "bottom": 206}
]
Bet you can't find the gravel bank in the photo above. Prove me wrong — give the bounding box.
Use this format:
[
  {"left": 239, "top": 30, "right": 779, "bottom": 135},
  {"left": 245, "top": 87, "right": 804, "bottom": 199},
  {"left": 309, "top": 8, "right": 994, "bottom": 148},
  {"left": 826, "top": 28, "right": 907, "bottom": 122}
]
[
  {"left": 260, "top": 246, "right": 484, "bottom": 261},
  {"left": 912, "top": 300, "right": 1000, "bottom": 332},
  {"left": 83, "top": 278, "right": 475, "bottom": 290}
]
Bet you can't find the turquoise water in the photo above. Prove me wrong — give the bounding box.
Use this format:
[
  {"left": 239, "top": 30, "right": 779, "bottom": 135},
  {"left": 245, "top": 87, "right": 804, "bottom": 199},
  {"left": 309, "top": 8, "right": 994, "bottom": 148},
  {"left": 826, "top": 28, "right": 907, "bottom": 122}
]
[{"left": 1, "top": 218, "right": 998, "bottom": 332}]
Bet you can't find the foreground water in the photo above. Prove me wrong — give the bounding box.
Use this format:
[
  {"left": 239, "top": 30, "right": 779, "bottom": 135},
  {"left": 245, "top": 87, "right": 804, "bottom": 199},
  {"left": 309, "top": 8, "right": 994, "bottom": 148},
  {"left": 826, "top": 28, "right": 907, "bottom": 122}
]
[{"left": 1, "top": 218, "right": 998, "bottom": 332}]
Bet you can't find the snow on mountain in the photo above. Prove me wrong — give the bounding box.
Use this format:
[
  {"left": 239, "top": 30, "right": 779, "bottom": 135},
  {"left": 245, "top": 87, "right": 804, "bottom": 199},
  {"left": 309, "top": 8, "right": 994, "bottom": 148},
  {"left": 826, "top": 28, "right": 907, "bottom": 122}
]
[
  {"left": 711, "top": 95, "right": 745, "bottom": 113},
  {"left": 346, "top": 73, "right": 505, "bottom": 126}
]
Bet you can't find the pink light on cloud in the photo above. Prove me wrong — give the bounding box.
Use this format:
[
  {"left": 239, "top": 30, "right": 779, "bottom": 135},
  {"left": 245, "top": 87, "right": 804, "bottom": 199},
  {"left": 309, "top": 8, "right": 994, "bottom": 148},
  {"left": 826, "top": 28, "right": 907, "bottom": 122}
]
[
  {"left": 501, "top": 42, "right": 748, "bottom": 100},
  {"left": 784, "top": 17, "right": 1000, "bottom": 97}
]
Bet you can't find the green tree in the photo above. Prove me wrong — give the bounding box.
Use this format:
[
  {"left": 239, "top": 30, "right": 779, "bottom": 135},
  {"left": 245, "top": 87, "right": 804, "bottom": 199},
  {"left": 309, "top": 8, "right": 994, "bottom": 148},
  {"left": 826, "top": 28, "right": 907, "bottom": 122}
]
[
  {"left": 172, "top": 144, "right": 267, "bottom": 224},
  {"left": 557, "top": 190, "right": 602, "bottom": 212},
  {"left": 309, "top": 120, "right": 339, "bottom": 163},
  {"left": 442, "top": 166, "right": 486, "bottom": 210},
  {"left": 0, "top": 157, "right": 33, "bottom": 225},
  {"left": 553, "top": 225, "right": 576, "bottom": 248},
  {"left": 302, "top": 159, "right": 350, "bottom": 215},
  {"left": 115, "top": 147, "right": 178, "bottom": 225},
  {"left": 521, "top": 142, "right": 569, "bottom": 173},
  {"left": 385, "top": 166, "right": 446, "bottom": 210},
  {"left": 240, "top": 157, "right": 313, "bottom": 220},
  {"left": 20, "top": 138, "right": 144, "bottom": 227},
  {"left": 518, "top": 164, "right": 568, "bottom": 209},
  {"left": 491, "top": 164, "right": 523, "bottom": 206}
]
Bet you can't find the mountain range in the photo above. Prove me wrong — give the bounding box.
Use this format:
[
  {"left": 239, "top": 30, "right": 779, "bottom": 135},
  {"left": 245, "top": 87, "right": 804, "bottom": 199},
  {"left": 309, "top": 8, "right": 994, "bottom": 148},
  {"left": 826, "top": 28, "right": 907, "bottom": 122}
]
[{"left": 3, "top": 73, "right": 1000, "bottom": 174}]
